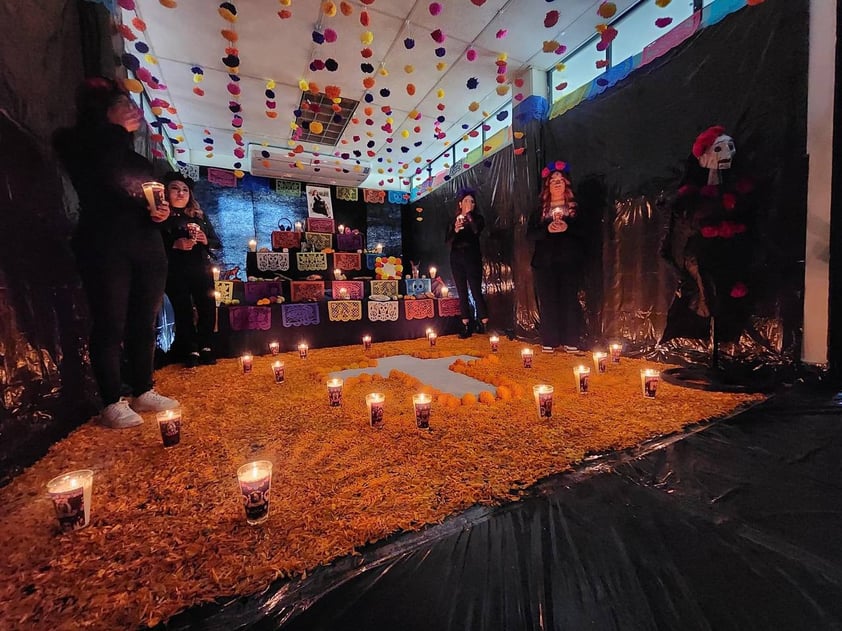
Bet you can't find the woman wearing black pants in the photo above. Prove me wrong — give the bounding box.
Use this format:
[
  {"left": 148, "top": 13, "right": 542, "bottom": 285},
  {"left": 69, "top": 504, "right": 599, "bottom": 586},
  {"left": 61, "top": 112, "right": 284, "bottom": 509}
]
[
  {"left": 54, "top": 77, "right": 180, "bottom": 428},
  {"left": 162, "top": 172, "right": 221, "bottom": 368},
  {"left": 445, "top": 189, "right": 488, "bottom": 338},
  {"left": 527, "top": 162, "right": 584, "bottom": 352}
]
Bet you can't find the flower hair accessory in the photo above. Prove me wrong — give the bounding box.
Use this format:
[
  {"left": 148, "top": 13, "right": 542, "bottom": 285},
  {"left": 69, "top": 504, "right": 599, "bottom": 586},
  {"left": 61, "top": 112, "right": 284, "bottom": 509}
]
[{"left": 541, "top": 160, "right": 567, "bottom": 179}]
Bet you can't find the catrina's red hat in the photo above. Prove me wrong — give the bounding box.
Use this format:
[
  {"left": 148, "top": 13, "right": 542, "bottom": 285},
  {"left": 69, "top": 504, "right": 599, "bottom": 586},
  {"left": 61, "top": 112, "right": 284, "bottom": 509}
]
[{"left": 692, "top": 125, "right": 726, "bottom": 158}]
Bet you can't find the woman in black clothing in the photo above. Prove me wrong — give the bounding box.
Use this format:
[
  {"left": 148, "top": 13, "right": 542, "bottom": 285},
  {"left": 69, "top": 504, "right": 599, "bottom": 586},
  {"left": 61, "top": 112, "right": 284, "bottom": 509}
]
[
  {"left": 53, "top": 77, "right": 179, "bottom": 428},
  {"left": 162, "top": 172, "right": 221, "bottom": 367},
  {"left": 527, "top": 161, "right": 584, "bottom": 352},
  {"left": 445, "top": 189, "right": 489, "bottom": 338}
]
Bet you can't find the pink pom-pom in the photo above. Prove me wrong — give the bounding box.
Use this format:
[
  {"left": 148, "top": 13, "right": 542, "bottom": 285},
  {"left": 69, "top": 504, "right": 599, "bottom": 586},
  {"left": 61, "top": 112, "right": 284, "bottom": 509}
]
[
  {"left": 324, "top": 28, "right": 337, "bottom": 43},
  {"left": 466, "top": 48, "right": 477, "bottom": 61},
  {"left": 496, "top": 29, "right": 508, "bottom": 39},
  {"left": 429, "top": 2, "right": 442, "bottom": 16}
]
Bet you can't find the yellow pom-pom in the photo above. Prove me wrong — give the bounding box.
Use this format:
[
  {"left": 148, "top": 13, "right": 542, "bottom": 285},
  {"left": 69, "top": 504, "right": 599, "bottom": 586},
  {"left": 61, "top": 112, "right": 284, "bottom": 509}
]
[
  {"left": 401, "top": 129, "right": 410, "bottom": 138},
  {"left": 436, "top": 88, "right": 445, "bottom": 99},
  {"left": 298, "top": 79, "right": 309, "bottom": 91},
  {"left": 322, "top": 1, "right": 337, "bottom": 17},
  {"left": 310, "top": 121, "right": 324, "bottom": 134},
  {"left": 234, "top": 169, "right": 244, "bottom": 178},
  {"left": 404, "top": 65, "right": 414, "bottom": 73},
  {"left": 360, "top": 31, "right": 373, "bottom": 45},
  {"left": 266, "top": 79, "right": 276, "bottom": 89}
]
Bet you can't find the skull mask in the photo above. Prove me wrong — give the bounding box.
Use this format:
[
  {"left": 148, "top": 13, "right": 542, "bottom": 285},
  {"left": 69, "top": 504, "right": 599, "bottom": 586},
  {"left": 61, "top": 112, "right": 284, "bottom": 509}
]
[{"left": 698, "top": 134, "right": 736, "bottom": 171}]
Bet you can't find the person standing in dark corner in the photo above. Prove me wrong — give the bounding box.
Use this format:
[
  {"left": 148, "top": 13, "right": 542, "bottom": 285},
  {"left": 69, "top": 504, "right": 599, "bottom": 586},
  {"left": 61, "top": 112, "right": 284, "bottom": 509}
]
[
  {"left": 527, "top": 161, "right": 585, "bottom": 353},
  {"left": 161, "top": 171, "right": 221, "bottom": 368},
  {"left": 53, "top": 77, "right": 180, "bottom": 429},
  {"left": 445, "top": 188, "right": 489, "bottom": 338}
]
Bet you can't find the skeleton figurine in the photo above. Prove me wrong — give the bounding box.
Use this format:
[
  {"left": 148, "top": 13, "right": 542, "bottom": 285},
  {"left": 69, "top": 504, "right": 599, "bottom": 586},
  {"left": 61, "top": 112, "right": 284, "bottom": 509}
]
[
  {"left": 694, "top": 125, "right": 735, "bottom": 186},
  {"left": 661, "top": 126, "right": 752, "bottom": 343}
]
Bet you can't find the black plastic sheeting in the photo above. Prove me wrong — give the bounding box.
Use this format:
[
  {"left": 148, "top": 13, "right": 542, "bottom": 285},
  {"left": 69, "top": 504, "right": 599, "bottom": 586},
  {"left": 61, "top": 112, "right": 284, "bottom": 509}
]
[
  {"left": 157, "top": 385, "right": 842, "bottom": 631},
  {"left": 405, "top": 0, "right": 808, "bottom": 384},
  {"left": 541, "top": 0, "right": 808, "bottom": 379},
  {"left": 0, "top": 111, "right": 99, "bottom": 486}
]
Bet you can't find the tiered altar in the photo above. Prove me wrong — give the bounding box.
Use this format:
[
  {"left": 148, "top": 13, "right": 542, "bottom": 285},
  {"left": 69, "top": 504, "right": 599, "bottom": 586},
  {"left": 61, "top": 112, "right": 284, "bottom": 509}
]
[{"left": 213, "top": 217, "right": 461, "bottom": 356}]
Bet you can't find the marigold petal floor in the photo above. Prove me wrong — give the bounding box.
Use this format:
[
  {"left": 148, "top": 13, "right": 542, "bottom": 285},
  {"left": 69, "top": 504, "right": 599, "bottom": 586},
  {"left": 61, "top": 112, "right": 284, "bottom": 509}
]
[{"left": 0, "top": 336, "right": 763, "bottom": 630}]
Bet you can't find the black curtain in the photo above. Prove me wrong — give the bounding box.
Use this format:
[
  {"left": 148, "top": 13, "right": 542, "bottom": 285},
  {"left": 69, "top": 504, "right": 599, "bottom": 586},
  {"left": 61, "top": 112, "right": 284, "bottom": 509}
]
[{"left": 542, "top": 0, "right": 808, "bottom": 370}]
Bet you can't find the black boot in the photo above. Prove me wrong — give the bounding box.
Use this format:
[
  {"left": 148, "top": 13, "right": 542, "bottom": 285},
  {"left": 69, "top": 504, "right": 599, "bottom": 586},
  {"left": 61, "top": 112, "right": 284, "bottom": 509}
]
[
  {"left": 459, "top": 321, "right": 472, "bottom": 339},
  {"left": 475, "top": 320, "right": 487, "bottom": 334}
]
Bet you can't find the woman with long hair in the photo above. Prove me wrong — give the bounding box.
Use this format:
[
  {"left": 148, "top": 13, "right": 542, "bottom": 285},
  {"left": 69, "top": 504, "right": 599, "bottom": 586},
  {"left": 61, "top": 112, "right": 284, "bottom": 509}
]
[
  {"left": 162, "top": 171, "right": 221, "bottom": 367},
  {"left": 526, "top": 161, "right": 585, "bottom": 352}
]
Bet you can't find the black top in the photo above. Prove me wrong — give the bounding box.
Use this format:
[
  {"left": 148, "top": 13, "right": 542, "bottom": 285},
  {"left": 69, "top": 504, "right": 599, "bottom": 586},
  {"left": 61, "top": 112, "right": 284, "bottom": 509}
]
[
  {"left": 526, "top": 207, "right": 585, "bottom": 269},
  {"left": 53, "top": 122, "right": 160, "bottom": 239},
  {"left": 445, "top": 211, "right": 485, "bottom": 256},
  {"left": 162, "top": 207, "right": 221, "bottom": 270}
]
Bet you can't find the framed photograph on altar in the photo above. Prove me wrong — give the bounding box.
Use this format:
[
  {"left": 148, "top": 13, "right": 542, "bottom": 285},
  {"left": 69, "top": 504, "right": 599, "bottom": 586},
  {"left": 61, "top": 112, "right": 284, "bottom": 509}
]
[{"left": 306, "top": 185, "right": 333, "bottom": 219}]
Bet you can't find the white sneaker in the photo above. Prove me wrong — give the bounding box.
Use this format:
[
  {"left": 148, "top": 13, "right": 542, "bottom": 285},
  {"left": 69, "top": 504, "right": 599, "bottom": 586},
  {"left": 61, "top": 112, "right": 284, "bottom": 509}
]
[
  {"left": 541, "top": 346, "right": 555, "bottom": 353},
  {"left": 563, "top": 345, "right": 580, "bottom": 352},
  {"left": 99, "top": 399, "right": 143, "bottom": 429},
  {"left": 131, "top": 389, "right": 180, "bottom": 413}
]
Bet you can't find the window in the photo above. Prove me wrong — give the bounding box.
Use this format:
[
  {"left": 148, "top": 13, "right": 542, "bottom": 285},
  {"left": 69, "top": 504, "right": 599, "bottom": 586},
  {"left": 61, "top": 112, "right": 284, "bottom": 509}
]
[
  {"left": 551, "top": 40, "right": 607, "bottom": 98},
  {"left": 611, "top": 0, "right": 695, "bottom": 64}
]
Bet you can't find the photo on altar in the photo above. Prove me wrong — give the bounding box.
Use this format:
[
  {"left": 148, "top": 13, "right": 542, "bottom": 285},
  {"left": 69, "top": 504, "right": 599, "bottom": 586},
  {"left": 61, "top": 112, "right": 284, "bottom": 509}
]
[{"left": 306, "top": 185, "right": 333, "bottom": 218}]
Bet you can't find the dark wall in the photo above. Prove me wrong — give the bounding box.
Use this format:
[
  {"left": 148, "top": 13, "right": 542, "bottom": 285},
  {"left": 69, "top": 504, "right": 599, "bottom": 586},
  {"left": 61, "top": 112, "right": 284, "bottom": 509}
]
[{"left": 541, "top": 0, "right": 808, "bottom": 364}]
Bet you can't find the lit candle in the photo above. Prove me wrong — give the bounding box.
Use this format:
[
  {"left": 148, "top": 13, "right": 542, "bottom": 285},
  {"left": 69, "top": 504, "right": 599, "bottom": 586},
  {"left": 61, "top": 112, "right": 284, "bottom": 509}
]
[
  {"left": 272, "top": 360, "right": 285, "bottom": 383},
  {"left": 366, "top": 392, "right": 385, "bottom": 428},
  {"left": 533, "top": 385, "right": 554, "bottom": 419},
  {"left": 337, "top": 224, "right": 345, "bottom": 234},
  {"left": 489, "top": 335, "right": 500, "bottom": 352},
  {"left": 248, "top": 239, "right": 257, "bottom": 252},
  {"left": 339, "top": 287, "right": 349, "bottom": 300},
  {"left": 362, "top": 335, "right": 372, "bottom": 350},
  {"left": 641, "top": 368, "right": 661, "bottom": 398},
  {"left": 429, "top": 266, "right": 437, "bottom": 278},
  {"left": 573, "top": 365, "right": 590, "bottom": 394},
  {"left": 593, "top": 351, "right": 608, "bottom": 373},
  {"left": 294, "top": 221, "right": 303, "bottom": 232},
  {"left": 375, "top": 243, "right": 383, "bottom": 253},
  {"left": 212, "top": 266, "right": 220, "bottom": 281},
  {"left": 46, "top": 469, "right": 94, "bottom": 532},
  {"left": 236, "top": 460, "right": 273, "bottom": 525},
  {"left": 441, "top": 287, "right": 449, "bottom": 298},
  {"left": 428, "top": 332, "right": 437, "bottom": 347},
  {"left": 269, "top": 341, "right": 280, "bottom": 355},
  {"left": 156, "top": 408, "right": 182, "bottom": 448},
  {"left": 610, "top": 343, "right": 622, "bottom": 363},
  {"left": 241, "top": 353, "right": 253, "bottom": 374},
  {"left": 412, "top": 393, "right": 432, "bottom": 429},
  {"left": 334, "top": 268, "right": 342, "bottom": 280},
  {"left": 521, "top": 348, "right": 533, "bottom": 368},
  {"left": 214, "top": 290, "right": 221, "bottom": 307},
  {"left": 327, "top": 378, "right": 343, "bottom": 407},
  {"left": 298, "top": 342, "right": 308, "bottom": 359}
]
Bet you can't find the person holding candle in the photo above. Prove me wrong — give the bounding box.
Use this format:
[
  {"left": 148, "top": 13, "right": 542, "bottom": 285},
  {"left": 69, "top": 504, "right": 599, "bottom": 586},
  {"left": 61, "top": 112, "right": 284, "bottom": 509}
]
[
  {"left": 445, "top": 188, "right": 489, "bottom": 338},
  {"left": 527, "top": 161, "right": 585, "bottom": 353},
  {"left": 53, "top": 77, "right": 179, "bottom": 428},
  {"left": 161, "top": 171, "right": 222, "bottom": 368}
]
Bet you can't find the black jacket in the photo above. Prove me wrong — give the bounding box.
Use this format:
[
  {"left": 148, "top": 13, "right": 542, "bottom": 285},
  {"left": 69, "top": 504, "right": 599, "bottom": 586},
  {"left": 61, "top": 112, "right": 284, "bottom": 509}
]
[
  {"left": 53, "top": 122, "right": 160, "bottom": 240},
  {"left": 445, "top": 211, "right": 485, "bottom": 257}
]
